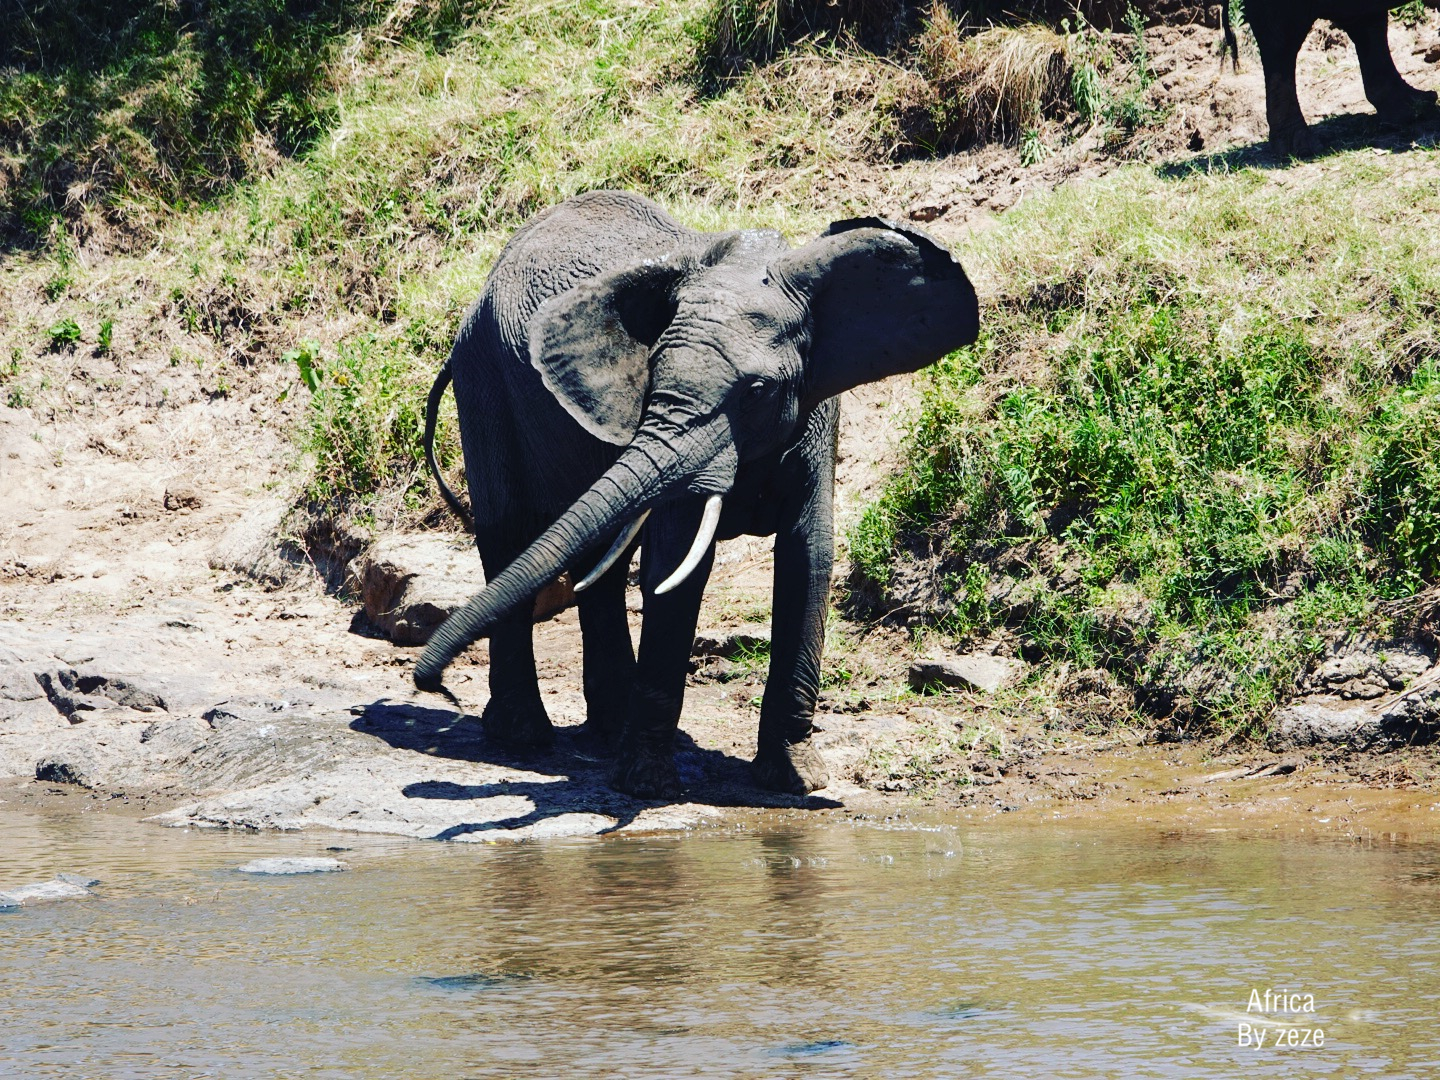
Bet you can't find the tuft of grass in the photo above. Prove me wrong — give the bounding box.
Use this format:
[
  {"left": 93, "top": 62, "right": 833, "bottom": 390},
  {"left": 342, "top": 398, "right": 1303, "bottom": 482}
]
[
  {"left": 297, "top": 335, "right": 431, "bottom": 507},
  {"left": 916, "top": 6, "right": 1074, "bottom": 147},
  {"left": 851, "top": 155, "right": 1440, "bottom": 735},
  {"left": 696, "top": 0, "right": 902, "bottom": 74}
]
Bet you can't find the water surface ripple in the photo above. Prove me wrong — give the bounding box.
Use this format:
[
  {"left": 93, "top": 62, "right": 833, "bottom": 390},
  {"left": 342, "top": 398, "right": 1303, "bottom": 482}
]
[{"left": 1, "top": 811, "right": 1437, "bottom": 1078}]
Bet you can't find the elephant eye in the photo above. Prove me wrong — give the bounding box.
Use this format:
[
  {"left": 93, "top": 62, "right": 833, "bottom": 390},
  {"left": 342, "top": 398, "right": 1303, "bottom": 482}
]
[{"left": 746, "top": 378, "right": 767, "bottom": 398}]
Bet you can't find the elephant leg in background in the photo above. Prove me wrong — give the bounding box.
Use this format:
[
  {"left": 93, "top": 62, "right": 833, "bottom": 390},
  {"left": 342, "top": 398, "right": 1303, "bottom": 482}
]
[
  {"left": 612, "top": 499, "right": 716, "bottom": 799},
  {"left": 576, "top": 541, "right": 638, "bottom": 744},
  {"left": 1341, "top": 11, "right": 1439, "bottom": 124},
  {"left": 752, "top": 406, "right": 837, "bottom": 795},
  {"left": 1250, "top": 11, "right": 1318, "bottom": 156}
]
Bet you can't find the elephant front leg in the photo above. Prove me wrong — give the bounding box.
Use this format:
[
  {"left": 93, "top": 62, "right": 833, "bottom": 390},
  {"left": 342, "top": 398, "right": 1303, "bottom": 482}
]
[
  {"left": 611, "top": 505, "right": 715, "bottom": 799},
  {"left": 752, "top": 428, "right": 835, "bottom": 795},
  {"left": 1251, "top": 13, "right": 1317, "bottom": 156},
  {"left": 1343, "top": 12, "right": 1438, "bottom": 125},
  {"left": 751, "top": 528, "right": 832, "bottom": 795},
  {"left": 577, "top": 548, "right": 637, "bottom": 746}
]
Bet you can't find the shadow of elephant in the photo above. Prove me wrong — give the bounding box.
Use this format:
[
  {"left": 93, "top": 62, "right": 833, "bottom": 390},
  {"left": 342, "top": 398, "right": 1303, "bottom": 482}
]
[
  {"left": 350, "top": 699, "right": 842, "bottom": 839},
  {"left": 1159, "top": 106, "right": 1440, "bottom": 179}
]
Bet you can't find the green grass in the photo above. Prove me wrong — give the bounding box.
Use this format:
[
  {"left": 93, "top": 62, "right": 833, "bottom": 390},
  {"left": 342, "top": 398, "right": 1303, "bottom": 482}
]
[{"left": 851, "top": 159, "right": 1440, "bottom": 734}]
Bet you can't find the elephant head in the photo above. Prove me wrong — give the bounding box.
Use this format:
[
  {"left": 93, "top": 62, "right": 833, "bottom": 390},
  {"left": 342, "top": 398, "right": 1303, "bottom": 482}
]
[{"left": 415, "top": 215, "right": 979, "bottom": 694}]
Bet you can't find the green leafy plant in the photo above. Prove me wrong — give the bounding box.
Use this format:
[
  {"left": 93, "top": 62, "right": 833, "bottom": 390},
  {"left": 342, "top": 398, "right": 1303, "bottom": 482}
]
[
  {"left": 46, "top": 317, "right": 81, "bottom": 350},
  {"left": 285, "top": 340, "right": 323, "bottom": 394}
]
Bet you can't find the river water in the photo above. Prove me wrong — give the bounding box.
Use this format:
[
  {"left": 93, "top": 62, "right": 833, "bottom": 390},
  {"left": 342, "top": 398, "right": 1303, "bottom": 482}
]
[{"left": 1, "top": 808, "right": 1438, "bottom": 1079}]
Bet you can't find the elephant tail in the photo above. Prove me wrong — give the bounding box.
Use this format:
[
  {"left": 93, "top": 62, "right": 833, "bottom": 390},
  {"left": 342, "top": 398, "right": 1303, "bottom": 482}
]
[
  {"left": 423, "top": 358, "right": 474, "bottom": 533},
  {"left": 1221, "top": 1, "right": 1240, "bottom": 74}
]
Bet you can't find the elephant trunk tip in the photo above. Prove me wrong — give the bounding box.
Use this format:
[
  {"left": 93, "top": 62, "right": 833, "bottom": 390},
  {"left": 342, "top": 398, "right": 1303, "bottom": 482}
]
[{"left": 413, "top": 659, "right": 460, "bottom": 706}]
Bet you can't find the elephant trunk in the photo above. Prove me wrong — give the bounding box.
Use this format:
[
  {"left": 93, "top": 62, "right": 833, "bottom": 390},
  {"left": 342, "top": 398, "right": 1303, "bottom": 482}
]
[{"left": 414, "top": 429, "right": 706, "bottom": 695}]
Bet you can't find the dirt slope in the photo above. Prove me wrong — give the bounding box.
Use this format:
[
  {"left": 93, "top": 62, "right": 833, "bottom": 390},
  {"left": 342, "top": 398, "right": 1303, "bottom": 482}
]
[{"left": 3, "top": 17, "right": 1440, "bottom": 837}]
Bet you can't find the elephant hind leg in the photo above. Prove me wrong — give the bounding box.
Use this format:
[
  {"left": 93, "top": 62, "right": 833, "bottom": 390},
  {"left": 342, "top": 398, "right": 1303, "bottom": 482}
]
[
  {"left": 1250, "top": 12, "right": 1317, "bottom": 156},
  {"left": 577, "top": 546, "right": 637, "bottom": 746},
  {"left": 1342, "top": 13, "right": 1439, "bottom": 124},
  {"left": 479, "top": 610, "right": 555, "bottom": 749}
]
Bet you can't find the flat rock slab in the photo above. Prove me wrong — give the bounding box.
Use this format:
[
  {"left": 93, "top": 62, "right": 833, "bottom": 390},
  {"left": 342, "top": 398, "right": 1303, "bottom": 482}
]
[
  {"left": 1272, "top": 685, "right": 1440, "bottom": 751},
  {"left": 348, "top": 535, "right": 486, "bottom": 645},
  {"left": 347, "top": 535, "right": 576, "bottom": 644},
  {"left": 693, "top": 626, "right": 772, "bottom": 658},
  {"left": 236, "top": 857, "right": 348, "bottom": 875},
  {"left": 909, "top": 654, "right": 1027, "bottom": 694},
  {"left": 0, "top": 877, "right": 93, "bottom": 907}
]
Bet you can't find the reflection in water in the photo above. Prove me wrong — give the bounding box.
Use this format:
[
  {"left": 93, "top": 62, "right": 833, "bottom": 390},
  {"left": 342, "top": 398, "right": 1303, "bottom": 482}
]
[{"left": 1, "top": 811, "right": 1439, "bottom": 1078}]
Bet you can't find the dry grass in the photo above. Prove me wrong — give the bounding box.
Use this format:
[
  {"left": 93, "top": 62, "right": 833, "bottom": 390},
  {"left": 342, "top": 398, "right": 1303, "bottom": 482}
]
[
  {"left": 915, "top": 3, "right": 1075, "bottom": 146},
  {"left": 700, "top": 0, "right": 906, "bottom": 71}
]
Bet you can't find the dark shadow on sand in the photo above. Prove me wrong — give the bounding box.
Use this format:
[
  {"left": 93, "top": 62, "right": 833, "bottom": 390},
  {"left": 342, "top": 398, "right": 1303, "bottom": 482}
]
[
  {"left": 350, "top": 699, "right": 843, "bottom": 839},
  {"left": 1158, "top": 110, "right": 1440, "bottom": 180}
]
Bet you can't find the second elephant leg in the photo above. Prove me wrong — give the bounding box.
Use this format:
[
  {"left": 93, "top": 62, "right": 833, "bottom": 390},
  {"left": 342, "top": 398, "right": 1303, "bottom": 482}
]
[
  {"left": 1342, "top": 12, "right": 1438, "bottom": 122},
  {"left": 577, "top": 546, "right": 637, "bottom": 745},
  {"left": 1250, "top": 12, "right": 1316, "bottom": 155},
  {"left": 611, "top": 507, "right": 714, "bottom": 799},
  {"left": 481, "top": 609, "right": 554, "bottom": 749}
]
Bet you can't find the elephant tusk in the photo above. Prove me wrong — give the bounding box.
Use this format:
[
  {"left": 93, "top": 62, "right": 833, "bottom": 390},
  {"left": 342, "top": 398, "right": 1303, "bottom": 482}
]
[
  {"left": 655, "top": 495, "right": 723, "bottom": 596},
  {"left": 574, "top": 510, "right": 650, "bottom": 592}
]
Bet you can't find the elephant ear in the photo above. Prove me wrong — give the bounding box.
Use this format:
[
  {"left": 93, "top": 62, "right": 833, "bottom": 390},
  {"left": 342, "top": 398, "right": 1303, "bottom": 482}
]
[
  {"left": 529, "top": 257, "right": 688, "bottom": 444},
  {"left": 774, "top": 218, "right": 979, "bottom": 406}
]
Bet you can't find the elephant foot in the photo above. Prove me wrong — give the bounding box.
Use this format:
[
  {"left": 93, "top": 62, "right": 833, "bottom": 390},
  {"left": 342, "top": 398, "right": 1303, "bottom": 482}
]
[
  {"left": 1375, "top": 88, "right": 1440, "bottom": 127},
  {"left": 577, "top": 705, "right": 626, "bottom": 748},
  {"left": 569, "top": 717, "right": 621, "bottom": 759},
  {"left": 479, "top": 697, "right": 555, "bottom": 750},
  {"left": 610, "top": 749, "right": 681, "bottom": 800},
  {"left": 752, "top": 739, "right": 829, "bottom": 795},
  {"left": 1269, "top": 122, "right": 1320, "bottom": 159}
]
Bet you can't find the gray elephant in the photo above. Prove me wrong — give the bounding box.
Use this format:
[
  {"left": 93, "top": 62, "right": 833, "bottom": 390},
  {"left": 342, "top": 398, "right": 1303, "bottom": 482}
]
[
  {"left": 415, "top": 191, "right": 978, "bottom": 798},
  {"left": 1229, "top": 1, "right": 1439, "bottom": 155}
]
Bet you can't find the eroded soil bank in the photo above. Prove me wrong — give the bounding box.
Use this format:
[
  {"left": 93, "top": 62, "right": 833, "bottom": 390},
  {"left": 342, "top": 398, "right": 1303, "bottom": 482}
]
[{"left": 4, "top": 16, "right": 1440, "bottom": 840}]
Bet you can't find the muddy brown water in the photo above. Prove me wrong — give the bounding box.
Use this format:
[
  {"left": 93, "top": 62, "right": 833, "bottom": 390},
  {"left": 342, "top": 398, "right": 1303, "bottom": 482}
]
[{"left": 2, "top": 810, "right": 1439, "bottom": 1078}]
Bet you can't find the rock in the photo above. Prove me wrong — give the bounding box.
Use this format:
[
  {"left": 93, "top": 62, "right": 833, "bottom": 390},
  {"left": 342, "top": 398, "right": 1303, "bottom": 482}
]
[
  {"left": 1375, "top": 683, "right": 1440, "bottom": 745},
  {"left": 1272, "top": 699, "right": 1381, "bottom": 749},
  {"left": 349, "top": 535, "right": 482, "bottom": 645},
  {"left": 56, "top": 873, "right": 101, "bottom": 888},
  {"left": 203, "top": 699, "right": 290, "bottom": 728},
  {"left": 0, "top": 877, "right": 92, "bottom": 906},
  {"left": 907, "top": 202, "right": 952, "bottom": 223},
  {"left": 163, "top": 486, "right": 203, "bottom": 511},
  {"left": 0, "top": 658, "right": 43, "bottom": 703},
  {"left": 1301, "top": 639, "right": 1434, "bottom": 700},
  {"left": 35, "top": 755, "right": 96, "bottom": 787},
  {"left": 235, "top": 857, "right": 348, "bottom": 875},
  {"left": 35, "top": 667, "right": 167, "bottom": 720},
  {"left": 909, "top": 654, "right": 1027, "bottom": 694},
  {"left": 1267, "top": 693, "right": 1440, "bottom": 751},
  {"left": 208, "top": 499, "right": 299, "bottom": 587},
  {"left": 692, "top": 626, "right": 771, "bottom": 658},
  {"left": 345, "top": 534, "right": 570, "bottom": 645},
  {"left": 34, "top": 669, "right": 111, "bottom": 721}
]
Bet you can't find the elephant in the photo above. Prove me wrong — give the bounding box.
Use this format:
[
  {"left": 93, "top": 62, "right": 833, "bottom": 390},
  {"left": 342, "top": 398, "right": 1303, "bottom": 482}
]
[
  {"left": 1227, "top": 1, "right": 1439, "bottom": 156},
  {"left": 414, "top": 190, "right": 978, "bottom": 798}
]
